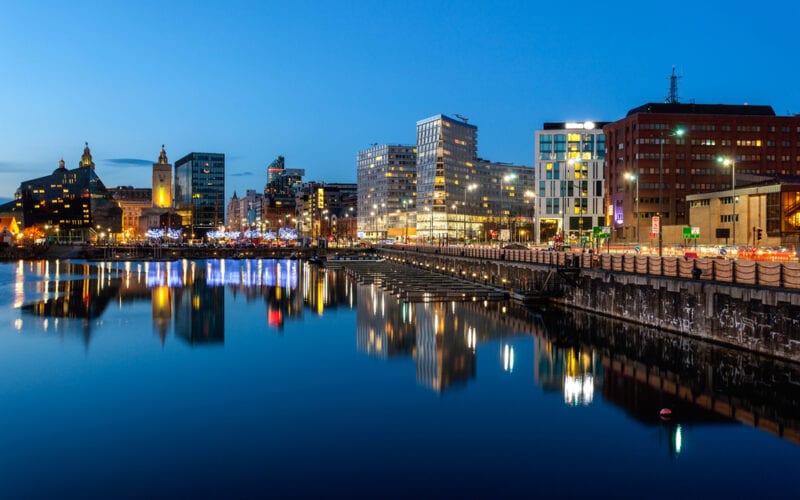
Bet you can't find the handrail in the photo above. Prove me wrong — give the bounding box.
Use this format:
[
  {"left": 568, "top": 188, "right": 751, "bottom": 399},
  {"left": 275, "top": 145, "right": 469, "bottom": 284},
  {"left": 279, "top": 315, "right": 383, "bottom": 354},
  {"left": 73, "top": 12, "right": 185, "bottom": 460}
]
[{"left": 380, "top": 244, "right": 800, "bottom": 290}]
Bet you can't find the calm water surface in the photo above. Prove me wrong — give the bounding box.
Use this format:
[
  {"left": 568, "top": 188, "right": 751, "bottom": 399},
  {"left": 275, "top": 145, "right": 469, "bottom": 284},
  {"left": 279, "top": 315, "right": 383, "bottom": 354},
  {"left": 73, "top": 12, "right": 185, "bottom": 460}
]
[{"left": 0, "top": 259, "right": 798, "bottom": 498}]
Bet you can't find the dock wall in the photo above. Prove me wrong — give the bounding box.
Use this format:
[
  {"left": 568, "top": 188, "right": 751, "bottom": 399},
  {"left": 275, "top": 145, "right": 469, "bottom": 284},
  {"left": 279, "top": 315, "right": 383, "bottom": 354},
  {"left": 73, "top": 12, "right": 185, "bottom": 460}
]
[{"left": 379, "top": 246, "right": 800, "bottom": 363}]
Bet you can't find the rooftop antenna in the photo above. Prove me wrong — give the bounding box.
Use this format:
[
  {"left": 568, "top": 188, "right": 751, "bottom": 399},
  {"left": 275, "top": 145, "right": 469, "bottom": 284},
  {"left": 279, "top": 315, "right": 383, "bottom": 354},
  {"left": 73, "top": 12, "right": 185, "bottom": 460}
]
[
  {"left": 454, "top": 113, "right": 469, "bottom": 124},
  {"left": 665, "top": 66, "right": 681, "bottom": 104}
]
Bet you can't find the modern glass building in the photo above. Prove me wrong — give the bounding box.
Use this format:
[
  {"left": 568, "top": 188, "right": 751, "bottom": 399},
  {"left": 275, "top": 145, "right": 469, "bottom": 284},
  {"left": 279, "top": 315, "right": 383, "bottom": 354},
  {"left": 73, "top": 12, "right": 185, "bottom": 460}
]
[
  {"left": 356, "top": 144, "right": 417, "bottom": 241},
  {"left": 534, "top": 121, "right": 608, "bottom": 245},
  {"left": 174, "top": 152, "right": 225, "bottom": 239},
  {"left": 415, "top": 114, "right": 533, "bottom": 243}
]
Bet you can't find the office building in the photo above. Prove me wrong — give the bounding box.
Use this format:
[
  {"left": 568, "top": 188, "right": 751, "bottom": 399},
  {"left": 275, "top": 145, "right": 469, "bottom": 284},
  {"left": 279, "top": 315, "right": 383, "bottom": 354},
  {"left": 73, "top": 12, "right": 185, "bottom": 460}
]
[
  {"left": 109, "top": 186, "right": 151, "bottom": 240},
  {"left": 687, "top": 175, "right": 800, "bottom": 247},
  {"left": 604, "top": 103, "right": 800, "bottom": 243},
  {"left": 295, "top": 182, "right": 357, "bottom": 241},
  {"left": 415, "top": 114, "right": 533, "bottom": 243},
  {"left": 357, "top": 144, "right": 416, "bottom": 241},
  {"left": 263, "top": 156, "right": 304, "bottom": 231},
  {"left": 534, "top": 121, "right": 608, "bottom": 245},
  {"left": 174, "top": 152, "right": 225, "bottom": 239}
]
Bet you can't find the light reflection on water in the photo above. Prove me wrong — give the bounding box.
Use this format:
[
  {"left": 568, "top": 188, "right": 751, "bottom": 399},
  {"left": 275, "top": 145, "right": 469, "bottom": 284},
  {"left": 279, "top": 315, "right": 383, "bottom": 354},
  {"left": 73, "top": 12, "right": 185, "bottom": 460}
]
[{"left": 0, "top": 259, "right": 798, "bottom": 497}]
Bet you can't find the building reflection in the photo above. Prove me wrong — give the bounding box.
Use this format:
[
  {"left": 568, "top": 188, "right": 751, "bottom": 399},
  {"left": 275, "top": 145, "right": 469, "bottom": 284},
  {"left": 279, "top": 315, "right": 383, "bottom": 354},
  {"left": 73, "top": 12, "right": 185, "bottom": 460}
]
[
  {"left": 356, "top": 286, "right": 535, "bottom": 393},
  {"left": 13, "top": 260, "right": 800, "bottom": 446},
  {"left": 15, "top": 258, "right": 315, "bottom": 345},
  {"left": 174, "top": 276, "right": 224, "bottom": 345},
  {"left": 534, "top": 339, "right": 600, "bottom": 406}
]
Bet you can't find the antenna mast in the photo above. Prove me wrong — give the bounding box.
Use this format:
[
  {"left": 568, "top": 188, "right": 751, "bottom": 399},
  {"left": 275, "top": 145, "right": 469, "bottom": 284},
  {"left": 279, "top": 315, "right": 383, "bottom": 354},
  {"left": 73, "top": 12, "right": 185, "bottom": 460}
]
[{"left": 665, "top": 66, "right": 681, "bottom": 104}]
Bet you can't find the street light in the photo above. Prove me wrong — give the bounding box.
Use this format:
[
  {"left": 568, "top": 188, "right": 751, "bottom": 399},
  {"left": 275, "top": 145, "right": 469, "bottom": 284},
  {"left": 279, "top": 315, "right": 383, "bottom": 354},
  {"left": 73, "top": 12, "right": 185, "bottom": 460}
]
[
  {"left": 402, "top": 199, "right": 412, "bottom": 243},
  {"left": 425, "top": 206, "right": 433, "bottom": 244},
  {"left": 463, "top": 184, "right": 477, "bottom": 245},
  {"left": 501, "top": 173, "right": 516, "bottom": 243},
  {"left": 524, "top": 190, "right": 536, "bottom": 244},
  {"left": 624, "top": 172, "right": 639, "bottom": 245},
  {"left": 658, "top": 128, "right": 685, "bottom": 256},
  {"left": 717, "top": 156, "right": 737, "bottom": 249}
]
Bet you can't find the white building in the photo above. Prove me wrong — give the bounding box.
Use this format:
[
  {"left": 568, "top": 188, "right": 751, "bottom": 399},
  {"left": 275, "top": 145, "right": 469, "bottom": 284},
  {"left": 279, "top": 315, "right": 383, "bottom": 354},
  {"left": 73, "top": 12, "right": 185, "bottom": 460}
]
[{"left": 534, "top": 121, "right": 608, "bottom": 245}]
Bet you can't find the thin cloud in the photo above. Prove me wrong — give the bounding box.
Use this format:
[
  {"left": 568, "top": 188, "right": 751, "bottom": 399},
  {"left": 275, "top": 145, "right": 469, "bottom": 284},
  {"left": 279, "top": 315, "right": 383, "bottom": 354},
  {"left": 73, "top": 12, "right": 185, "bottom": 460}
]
[
  {"left": 104, "top": 158, "right": 152, "bottom": 167},
  {"left": 0, "top": 161, "right": 36, "bottom": 172},
  {"left": 230, "top": 171, "right": 255, "bottom": 177}
]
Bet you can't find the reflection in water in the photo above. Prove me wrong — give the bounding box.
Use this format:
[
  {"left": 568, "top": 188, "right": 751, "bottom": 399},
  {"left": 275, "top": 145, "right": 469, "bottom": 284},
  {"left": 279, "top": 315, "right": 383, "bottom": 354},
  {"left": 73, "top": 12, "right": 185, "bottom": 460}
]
[
  {"left": 11, "top": 259, "right": 800, "bottom": 447},
  {"left": 17, "top": 259, "right": 306, "bottom": 346}
]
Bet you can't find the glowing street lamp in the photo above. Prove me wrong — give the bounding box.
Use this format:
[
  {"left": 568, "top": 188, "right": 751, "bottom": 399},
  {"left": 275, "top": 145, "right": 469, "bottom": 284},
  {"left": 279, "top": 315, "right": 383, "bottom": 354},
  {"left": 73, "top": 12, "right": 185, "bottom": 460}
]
[
  {"left": 501, "top": 173, "right": 516, "bottom": 241},
  {"left": 463, "top": 184, "right": 477, "bottom": 245},
  {"left": 524, "top": 190, "right": 536, "bottom": 244},
  {"left": 717, "top": 156, "right": 737, "bottom": 249},
  {"left": 624, "top": 172, "right": 639, "bottom": 245},
  {"left": 657, "top": 128, "right": 685, "bottom": 256}
]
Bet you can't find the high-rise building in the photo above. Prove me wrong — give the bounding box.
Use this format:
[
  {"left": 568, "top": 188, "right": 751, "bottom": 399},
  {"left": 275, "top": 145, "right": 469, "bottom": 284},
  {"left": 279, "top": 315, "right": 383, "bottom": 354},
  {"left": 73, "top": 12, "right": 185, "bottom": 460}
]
[
  {"left": 357, "top": 144, "right": 416, "bottom": 241},
  {"left": 266, "top": 155, "right": 285, "bottom": 189},
  {"left": 14, "top": 143, "right": 122, "bottom": 242},
  {"left": 603, "top": 103, "right": 800, "bottom": 243},
  {"left": 262, "top": 156, "right": 305, "bottom": 233},
  {"left": 174, "top": 152, "right": 225, "bottom": 239},
  {"left": 534, "top": 121, "right": 608, "bottom": 245},
  {"left": 152, "top": 145, "right": 172, "bottom": 209},
  {"left": 415, "top": 114, "right": 533, "bottom": 243}
]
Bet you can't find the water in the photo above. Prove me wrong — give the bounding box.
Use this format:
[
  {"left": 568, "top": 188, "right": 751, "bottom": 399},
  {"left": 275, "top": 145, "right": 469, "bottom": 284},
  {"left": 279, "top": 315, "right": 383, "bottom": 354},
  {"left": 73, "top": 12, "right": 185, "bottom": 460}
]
[{"left": 0, "top": 259, "right": 798, "bottom": 498}]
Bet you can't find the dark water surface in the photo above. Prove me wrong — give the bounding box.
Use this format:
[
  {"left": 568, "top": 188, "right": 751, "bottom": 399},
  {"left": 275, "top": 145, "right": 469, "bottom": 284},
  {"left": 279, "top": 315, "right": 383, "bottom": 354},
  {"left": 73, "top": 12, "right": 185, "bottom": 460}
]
[{"left": 0, "top": 259, "right": 798, "bottom": 498}]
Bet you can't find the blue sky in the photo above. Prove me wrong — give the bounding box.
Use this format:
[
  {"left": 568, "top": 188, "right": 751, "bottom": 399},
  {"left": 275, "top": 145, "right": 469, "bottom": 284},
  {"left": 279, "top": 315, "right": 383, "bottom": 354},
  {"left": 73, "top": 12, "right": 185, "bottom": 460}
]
[{"left": 1, "top": 0, "right": 798, "bottom": 201}]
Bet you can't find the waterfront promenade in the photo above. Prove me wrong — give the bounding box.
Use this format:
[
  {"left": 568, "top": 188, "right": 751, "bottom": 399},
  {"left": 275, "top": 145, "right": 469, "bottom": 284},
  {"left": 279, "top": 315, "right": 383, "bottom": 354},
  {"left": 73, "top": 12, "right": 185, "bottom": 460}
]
[{"left": 376, "top": 244, "right": 800, "bottom": 363}]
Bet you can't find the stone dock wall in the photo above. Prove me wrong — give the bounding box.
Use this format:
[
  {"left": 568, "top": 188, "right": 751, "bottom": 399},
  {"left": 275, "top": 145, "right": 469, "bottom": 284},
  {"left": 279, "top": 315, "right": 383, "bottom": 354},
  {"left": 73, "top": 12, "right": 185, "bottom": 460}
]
[{"left": 379, "top": 246, "right": 800, "bottom": 363}]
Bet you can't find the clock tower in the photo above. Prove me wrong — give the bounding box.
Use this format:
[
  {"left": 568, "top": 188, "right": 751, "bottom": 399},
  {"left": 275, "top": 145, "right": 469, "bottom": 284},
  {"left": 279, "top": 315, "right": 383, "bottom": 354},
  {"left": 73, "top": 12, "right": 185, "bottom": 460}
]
[{"left": 152, "top": 145, "right": 173, "bottom": 209}]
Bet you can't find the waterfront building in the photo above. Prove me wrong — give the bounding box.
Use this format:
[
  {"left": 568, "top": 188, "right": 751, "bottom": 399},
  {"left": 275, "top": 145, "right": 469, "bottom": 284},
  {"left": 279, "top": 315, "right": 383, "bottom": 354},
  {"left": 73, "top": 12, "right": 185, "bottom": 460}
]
[
  {"left": 13, "top": 143, "right": 122, "bottom": 242},
  {"left": 356, "top": 144, "right": 417, "bottom": 241},
  {"left": 604, "top": 103, "right": 800, "bottom": 244},
  {"left": 226, "top": 190, "right": 264, "bottom": 231},
  {"left": 687, "top": 175, "right": 800, "bottom": 247},
  {"left": 152, "top": 145, "right": 173, "bottom": 209},
  {"left": 534, "top": 121, "right": 608, "bottom": 245},
  {"left": 137, "top": 146, "right": 181, "bottom": 238},
  {"left": 263, "top": 156, "right": 304, "bottom": 232},
  {"left": 295, "top": 182, "right": 357, "bottom": 241},
  {"left": 109, "top": 186, "right": 151, "bottom": 241},
  {"left": 174, "top": 152, "right": 225, "bottom": 240},
  {"left": 415, "top": 114, "right": 533, "bottom": 243}
]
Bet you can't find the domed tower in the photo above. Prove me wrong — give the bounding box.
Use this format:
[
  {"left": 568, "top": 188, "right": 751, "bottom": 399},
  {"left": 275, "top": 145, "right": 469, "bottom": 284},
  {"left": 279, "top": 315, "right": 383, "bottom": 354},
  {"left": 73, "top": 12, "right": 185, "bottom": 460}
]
[
  {"left": 53, "top": 158, "right": 67, "bottom": 174},
  {"left": 79, "top": 142, "right": 95, "bottom": 170},
  {"left": 152, "top": 144, "right": 173, "bottom": 209}
]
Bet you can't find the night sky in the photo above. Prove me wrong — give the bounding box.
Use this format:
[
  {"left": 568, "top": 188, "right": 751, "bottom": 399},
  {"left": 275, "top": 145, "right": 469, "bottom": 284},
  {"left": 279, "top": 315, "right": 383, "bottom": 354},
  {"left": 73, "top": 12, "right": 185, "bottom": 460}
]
[{"left": 1, "top": 0, "right": 798, "bottom": 200}]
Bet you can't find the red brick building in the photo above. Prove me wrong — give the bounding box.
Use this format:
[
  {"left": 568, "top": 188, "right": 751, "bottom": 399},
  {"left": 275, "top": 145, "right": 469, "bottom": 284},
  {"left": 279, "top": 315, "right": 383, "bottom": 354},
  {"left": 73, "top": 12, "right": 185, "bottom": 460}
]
[{"left": 603, "top": 103, "right": 800, "bottom": 242}]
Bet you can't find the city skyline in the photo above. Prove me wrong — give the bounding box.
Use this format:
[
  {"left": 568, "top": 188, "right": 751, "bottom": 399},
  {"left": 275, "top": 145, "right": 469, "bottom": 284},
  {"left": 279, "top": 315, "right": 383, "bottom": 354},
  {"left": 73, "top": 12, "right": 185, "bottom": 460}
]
[{"left": 1, "top": 0, "right": 799, "bottom": 202}]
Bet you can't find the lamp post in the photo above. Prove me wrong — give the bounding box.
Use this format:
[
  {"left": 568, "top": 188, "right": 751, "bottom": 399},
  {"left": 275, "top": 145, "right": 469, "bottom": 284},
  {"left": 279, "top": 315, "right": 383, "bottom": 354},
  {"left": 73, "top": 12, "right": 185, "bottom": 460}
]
[
  {"left": 717, "top": 156, "right": 736, "bottom": 249},
  {"left": 425, "top": 206, "right": 433, "bottom": 244},
  {"left": 657, "top": 128, "right": 685, "bottom": 256},
  {"left": 463, "top": 184, "right": 477, "bottom": 245},
  {"left": 624, "top": 172, "right": 639, "bottom": 245},
  {"left": 402, "top": 199, "right": 410, "bottom": 243},
  {"left": 501, "top": 173, "right": 516, "bottom": 243},
  {"left": 524, "top": 190, "right": 536, "bottom": 244}
]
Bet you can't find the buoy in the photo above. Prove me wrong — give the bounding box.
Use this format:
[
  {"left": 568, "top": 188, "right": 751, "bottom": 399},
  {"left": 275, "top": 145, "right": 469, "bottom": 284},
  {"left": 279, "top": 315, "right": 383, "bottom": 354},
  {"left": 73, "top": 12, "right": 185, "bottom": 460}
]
[{"left": 659, "top": 408, "right": 673, "bottom": 419}]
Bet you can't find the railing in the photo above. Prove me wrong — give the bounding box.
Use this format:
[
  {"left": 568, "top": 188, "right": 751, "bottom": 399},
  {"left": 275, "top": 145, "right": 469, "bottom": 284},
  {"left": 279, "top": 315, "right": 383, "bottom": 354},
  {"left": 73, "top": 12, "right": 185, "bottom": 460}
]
[{"left": 381, "top": 244, "right": 800, "bottom": 290}]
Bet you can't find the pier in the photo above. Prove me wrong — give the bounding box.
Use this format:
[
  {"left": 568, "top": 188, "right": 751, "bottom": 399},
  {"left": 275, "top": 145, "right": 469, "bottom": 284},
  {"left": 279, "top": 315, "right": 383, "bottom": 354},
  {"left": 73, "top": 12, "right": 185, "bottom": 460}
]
[{"left": 338, "top": 260, "right": 507, "bottom": 302}]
